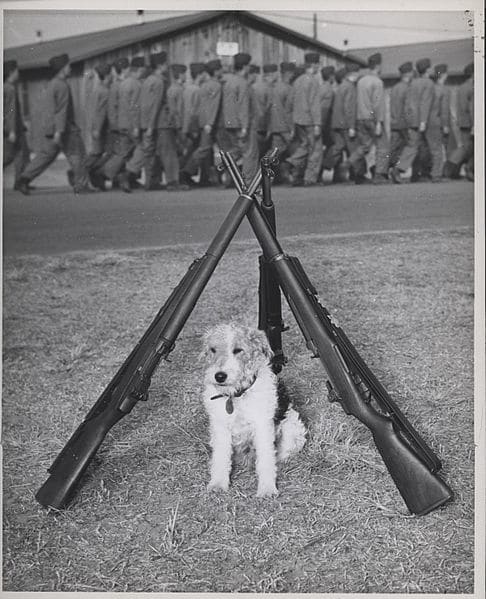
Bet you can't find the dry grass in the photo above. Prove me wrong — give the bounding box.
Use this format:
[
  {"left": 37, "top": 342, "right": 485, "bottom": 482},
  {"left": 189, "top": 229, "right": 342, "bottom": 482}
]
[{"left": 2, "top": 226, "right": 474, "bottom": 592}]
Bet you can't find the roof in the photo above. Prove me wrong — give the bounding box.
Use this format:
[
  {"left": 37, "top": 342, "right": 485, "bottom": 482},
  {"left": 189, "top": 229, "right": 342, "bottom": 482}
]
[
  {"left": 4, "top": 10, "right": 365, "bottom": 70},
  {"left": 351, "top": 37, "right": 473, "bottom": 79}
]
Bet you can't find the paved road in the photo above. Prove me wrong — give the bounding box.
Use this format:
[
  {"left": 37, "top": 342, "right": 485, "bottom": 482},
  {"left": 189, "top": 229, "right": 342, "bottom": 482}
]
[{"left": 3, "top": 181, "right": 474, "bottom": 256}]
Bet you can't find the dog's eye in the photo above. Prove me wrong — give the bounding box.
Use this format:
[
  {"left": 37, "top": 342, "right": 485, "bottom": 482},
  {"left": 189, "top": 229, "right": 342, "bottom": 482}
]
[
  {"left": 210, "top": 347, "right": 216, "bottom": 354},
  {"left": 233, "top": 348, "right": 243, "bottom": 355}
]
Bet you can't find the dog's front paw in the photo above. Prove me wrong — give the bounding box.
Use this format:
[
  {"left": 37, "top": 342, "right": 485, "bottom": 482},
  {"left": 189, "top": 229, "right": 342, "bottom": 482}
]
[
  {"left": 256, "top": 483, "right": 279, "bottom": 498},
  {"left": 207, "top": 479, "right": 229, "bottom": 493}
]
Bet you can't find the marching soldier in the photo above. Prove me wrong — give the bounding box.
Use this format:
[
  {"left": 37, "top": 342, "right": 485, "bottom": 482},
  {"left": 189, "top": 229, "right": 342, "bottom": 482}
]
[
  {"left": 103, "top": 57, "right": 130, "bottom": 177},
  {"left": 285, "top": 52, "right": 322, "bottom": 186},
  {"left": 321, "top": 62, "right": 360, "bottom": 183},
  {"left": 163, "top": 63, "right": 189, "bottom": 190},
  {"left": 424, "top": 64, "right": 450, "bottom": 182},
  {"left": 139, "top": 52, "right": 168, "bottom": 191},
  {"left": 444, "top": 62, "right": 474, "bottom": 181},
  {"left": 3, "top": 59, "right": 30, "bottom": 191},
  {"left": 219, "top": 52, "right": 251, "bottom": 180},
  {"left": 390, "top": 57, "right": 434, "bottom": 183},
  {"left": 180, "top": 62, "right": 206, "bottom": 176},
  {"left": 349, "top": 53, "right": 389, "bottom": 184},
  {"left": 243, "top": 64, "right": 264, "bottom": 180},
  {"left": 388, "top": 61, "right": 413, "bottom": 171},
  {"left": 84, "top": 63, "right": 112, "bottom": 189},
  {"left": 17, "top": 53, "right": 91, "bottom": 195},
  {"left": 180, "top": 59, "right": 223, "bottom": 187},
  {"left": 267, "top": 61, "right": 296, "bottom": 182}
]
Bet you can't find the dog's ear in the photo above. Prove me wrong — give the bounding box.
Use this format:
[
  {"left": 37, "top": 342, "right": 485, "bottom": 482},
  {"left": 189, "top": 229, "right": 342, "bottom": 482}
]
[{"left": 247, "top": 328, "right": 274, "bottom": 361}]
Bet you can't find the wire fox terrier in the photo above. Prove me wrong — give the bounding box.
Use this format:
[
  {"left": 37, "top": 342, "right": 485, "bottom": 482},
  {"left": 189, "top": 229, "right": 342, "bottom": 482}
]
[{"left": 201, "top": 323, "right": 307, "bottom": 497}]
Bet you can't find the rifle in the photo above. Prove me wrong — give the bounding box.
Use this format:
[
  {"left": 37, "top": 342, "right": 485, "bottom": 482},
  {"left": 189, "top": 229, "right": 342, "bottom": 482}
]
[{"left": 36, "top": 149, "right": 452, "bottom": 515}]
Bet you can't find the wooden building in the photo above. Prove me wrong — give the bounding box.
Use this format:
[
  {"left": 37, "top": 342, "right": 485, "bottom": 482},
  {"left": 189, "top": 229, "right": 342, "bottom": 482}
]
[{"left": 4, "top": 10, "right": 365, "bottom": 150}]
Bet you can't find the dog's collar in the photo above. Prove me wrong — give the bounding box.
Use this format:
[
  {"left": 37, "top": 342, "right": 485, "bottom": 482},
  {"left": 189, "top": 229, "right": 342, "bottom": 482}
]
[{"left": 210, "top": 376, "right": 257, "bottom": 414}]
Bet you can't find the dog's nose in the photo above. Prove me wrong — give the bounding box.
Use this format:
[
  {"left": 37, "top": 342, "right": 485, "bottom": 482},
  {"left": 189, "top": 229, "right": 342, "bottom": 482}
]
[{"left": 215, "top": 371, "right": 227, "bottom": 383}]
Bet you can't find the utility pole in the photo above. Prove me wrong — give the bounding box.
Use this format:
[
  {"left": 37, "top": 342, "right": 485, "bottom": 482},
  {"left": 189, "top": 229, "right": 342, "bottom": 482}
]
[{"left": 313, "top": 13, "right": 317, "bottom": 39}]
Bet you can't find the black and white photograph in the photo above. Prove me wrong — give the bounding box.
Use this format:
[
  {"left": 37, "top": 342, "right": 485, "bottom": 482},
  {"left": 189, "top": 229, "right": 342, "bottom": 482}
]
[{"left": 1, "top": 1, "right": 484, "bottom": 596}]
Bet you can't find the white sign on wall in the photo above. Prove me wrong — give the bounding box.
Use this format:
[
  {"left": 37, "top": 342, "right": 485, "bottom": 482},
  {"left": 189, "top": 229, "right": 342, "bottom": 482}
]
[{"left": 216, "top": 41, "right": 239, "bottom": 56}]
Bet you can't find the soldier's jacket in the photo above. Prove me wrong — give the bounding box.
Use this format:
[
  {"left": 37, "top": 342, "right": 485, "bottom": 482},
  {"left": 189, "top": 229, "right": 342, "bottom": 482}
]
[
  {"left": 292, "top": 73, "right": 321, "bottom": 126},
  {"left": 3, "top": 81, "right": 23, "bottom": 135},
  {"left": 107, "top": 77, "right": 121, "bottom": 131},
  {"left": 268, "top": 80, "right": 293, "bottom": 134},
  {"left": 330, "top": 78, "right": 356, "bottom": 130},
  {"left": 140, "top": 73, "right": 164, "bottom": 130},
  {"left": 117, "top": 75, "right": 142, "bottom": 132},
  {"left": 182, "top": 82, "right": 201, "bottom": 135},
  {"left": 167, "top": 80, "right": 184, "bottom": 129},
  {"left": 426, "top": 83, "right": 450, "bottom": 129},
  {"left": 319, "top": 80, "right": 334, "bottom": 129},
  {"left": 87, "top": 81, "right": 109, "bottom": 136},
  {"left": 356, "top": 72, "right": 385, "bottom": 122},
  {"left": 221, "top": 73, "right": 250, "bottom": 130},
  {"left": 42, "top": 77, "right": 77, "bottom": 136},
  {"left": 198, "top": 78, "right": 221, "bottom": 130},
  {"left": 456, "top": 77, "right": 474, "bottom": 128},
  {"left": 404, "top": 76, "right": 435, "bottom": 128},
  {"left": 389, "top": 79, "right": 409, "bottom": 130},
  {"left": 251, "top": 79, "right": 270, "bottom": 131}
]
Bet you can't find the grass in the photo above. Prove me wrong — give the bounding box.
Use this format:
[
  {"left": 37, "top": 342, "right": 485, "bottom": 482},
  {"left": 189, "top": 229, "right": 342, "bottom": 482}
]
[{"left": 2, "top": 226, "right": 474, "bottom": 593}]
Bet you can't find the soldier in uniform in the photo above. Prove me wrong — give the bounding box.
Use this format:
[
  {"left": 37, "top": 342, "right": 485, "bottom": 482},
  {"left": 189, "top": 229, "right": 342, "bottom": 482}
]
[
  {"left": 444, "top": 62, "right": 474, "bottom": 181},
  {"left": 17, "top": 53, "right": 91, "bottom": 195},
  {"left": 388, "top": 61, "right": 413, "bottom": 172},
  {"left": 321, "top": 62, "right": 360, "bottom": 183},
  {"left": 180, "top": 59, "right": 223, "bottom": 187},
  {"left": 349, "top": 53, "right": 389, "bottom": 184},
  {"left": 219, "top": 52, "right": 251, "bottom": 181},
  {"left": 180, "top": 62, "right": 206, "bottom": 178},
  {"left": 3, "top": 59, "right": 30, "bottom": 191},
  {"left": 267, "top": 62, "right": 296, "bottom": 183},
  {"left": 390, "top": 57, "right": 434, "bottom": 183},
  {"left": 424, "top": 64, "right": 450, "bottom": 182},
  {"left": 95, "top": 56, "right": 145, "bottom": 192},
  {"left": 319, "top": 65, "right": 335, "bottom": 150},
  {"left": 285, "top": 52, "right": 322, "bottom": 186},
  {"left": 138, "top": 51, "right": 168, "bottom": 191},
  {"left": 243, "top": 64, "right": 265, "bottom": 180},
  {"left": 84, "top": 63, "right": 112, "bottom": 189}
]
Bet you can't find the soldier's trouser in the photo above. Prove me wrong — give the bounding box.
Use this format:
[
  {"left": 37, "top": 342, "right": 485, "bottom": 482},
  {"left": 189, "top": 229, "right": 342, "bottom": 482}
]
[
  {"left": 287, "top": 124, "right": 323, "bottom": 183},
  {"left": 218, "top": 128, "right": 248, "bottom": 163},
  {"left": 449, "top": 128, "right": 474, "bottom": 174},
  {"left": 242, "top": 127, "right": 260, "bottom": 182},
  {"left": 182, "top": 129, "right": 213, "bottom": 178},
  {"left": 141, "top": 130, "right": 158, "bottom": 187},
  {"left": 3, "top": 131, "right": 30, "bottom": 185},
  {"left": 256, "top": 130, "right": 268, "bottom": 158},
  {"left": 424, "top": 126, "right": 445, "bottom": 179},
  {"left": 349, "top": 119, "right": 389, "bottom": 177},
  {"left": 396, "top": 127, "right": 421, "bottom": 173},
  {"left": 21, "top": 128, "right": 89, "bottom": 190},
  {"left": 389, "top": 129, "right": 408, "bottom": 168},
  {"left": 321, "top": 129, "right": 356, "bottom": 170},
  {"left": 156, "top": 128, "right": 179, "bottom": 185},
  {"left": 100, "top": 130, "right": 136, "bottom": 180}
]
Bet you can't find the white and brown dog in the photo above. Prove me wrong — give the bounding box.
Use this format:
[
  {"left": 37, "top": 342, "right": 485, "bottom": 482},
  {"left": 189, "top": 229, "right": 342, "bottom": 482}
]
[{"left": 201, "top": 323, "right": 307, "bottom": 497}]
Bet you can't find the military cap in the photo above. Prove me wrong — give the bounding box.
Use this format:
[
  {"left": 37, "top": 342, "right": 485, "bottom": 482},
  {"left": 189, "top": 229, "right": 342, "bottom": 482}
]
[
  {"left": 234, "top": 53, "right": 251, "bottom": 69},
  {"left": 131, "top": 56, "right": 145, "bottom": 68},
  {"left": 304, "top": 52, "right": 320, "bottom": 64},
  {"left": 335, "top": 67, "right": 346, "bottom": 83},
  {"left": 114, "top": 57, "right": 129, "bottom": 73},
  {"left": 464, "top": 62, "right": 474, "bottom": 77},
  {"left": 434, "top": 63, "right": 448, "bottom": 77},
  {"left": 263, "top": 63, "right": 278, "bottom": 73},
  {"left": 249, "top": 64, "right": 261, "bottom": 74},
  {"left": 170, "top": 63, "right": 187, "bottom": 77},
  {"left": 367, "top": 52, "right": 382, "bottom": 68},
  {"left": 415, "top": 58, "right": 431, "bottom": 74},
  {"left": 280, "top": 61, "right": 296, "bottom": 73},
  {"left": 95, "top": 63, "right": 112, "bottom": 79},
  {"left": 206, "top": 58, "right": 222, "bottom": 73},
  {"left": 3, "top": 59, "right": 18, "bottom": 78},
  {"left": 292, "top": 65, "right": 306, "bottom": 81},
  {"left": 189, "top": 62, "right": 205, "bottom": 78},
  {"left": 150, "top": 52, "right": 167, "bottom": 68},
  {"left": 321, "top": 65, "right": 335, "bottom": 79},
  {"left": 345, "top": 62, "right": 360, "bottom": 73},
  {"left": 49, "top": 53, "right": 69, "bottom": 73},
  {"left": 398, "top": 61, "right": 413, "bottom": 74}
]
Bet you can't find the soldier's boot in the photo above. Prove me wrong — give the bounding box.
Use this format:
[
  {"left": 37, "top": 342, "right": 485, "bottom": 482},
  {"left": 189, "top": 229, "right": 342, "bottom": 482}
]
[
  {"left": 16, "top": 177, "right": 30, "bottom": 195},
  {"left": 117, "top": 172, "right": 132, "bottom": 193}
]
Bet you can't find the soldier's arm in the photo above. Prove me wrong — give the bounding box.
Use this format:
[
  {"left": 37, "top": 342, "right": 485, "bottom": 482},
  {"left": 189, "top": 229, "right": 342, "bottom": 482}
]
[
  {"left": 239, "top": 80, "right": 250, "bottom": 133},
  {"left": 440, "top": 87, "right": 451, "bottom": 131},
  {"left": 419, "top": 80, "right": 434, "bottom": 131},
  {"left": 372, "top": 78, "right": 386, "bottom": 123},
  {"left": 310, "top": 79, "right": 322, "bottom": 128},
  {"left": 92, "top": 88, "right": 108, "bottom": 135},
  {"left": 205, "top": 82, "right": 222, "bottom": 131},
  {"left": 3, "top": 85, "right": 16, "bottom": 137},
  {"left": 53, "top": 81, "right": 69, "bottom": 137},
  {"left": 343, "top": 84, "right": 356, "bottom": 131}
]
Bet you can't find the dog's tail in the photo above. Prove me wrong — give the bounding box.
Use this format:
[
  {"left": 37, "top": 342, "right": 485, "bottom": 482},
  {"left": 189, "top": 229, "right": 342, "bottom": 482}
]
[{"left": 277, "top": 408, "right": 307, "bottom": 462}]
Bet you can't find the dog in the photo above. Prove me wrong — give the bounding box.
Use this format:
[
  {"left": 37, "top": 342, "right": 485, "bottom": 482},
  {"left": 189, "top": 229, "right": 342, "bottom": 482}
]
[{"left": 200, "top": 323, "right": 307, "bottom": 497}]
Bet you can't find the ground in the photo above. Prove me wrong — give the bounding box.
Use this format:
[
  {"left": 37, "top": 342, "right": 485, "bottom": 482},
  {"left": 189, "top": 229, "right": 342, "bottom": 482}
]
[{"left": 2, "top": 184, "right": 474, "bottom": 593}]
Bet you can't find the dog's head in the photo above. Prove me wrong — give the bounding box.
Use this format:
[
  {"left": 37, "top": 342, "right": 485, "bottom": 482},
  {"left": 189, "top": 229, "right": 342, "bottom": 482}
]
[{"left": 201, "top": 323, "right": 273, "bottom": 391}]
